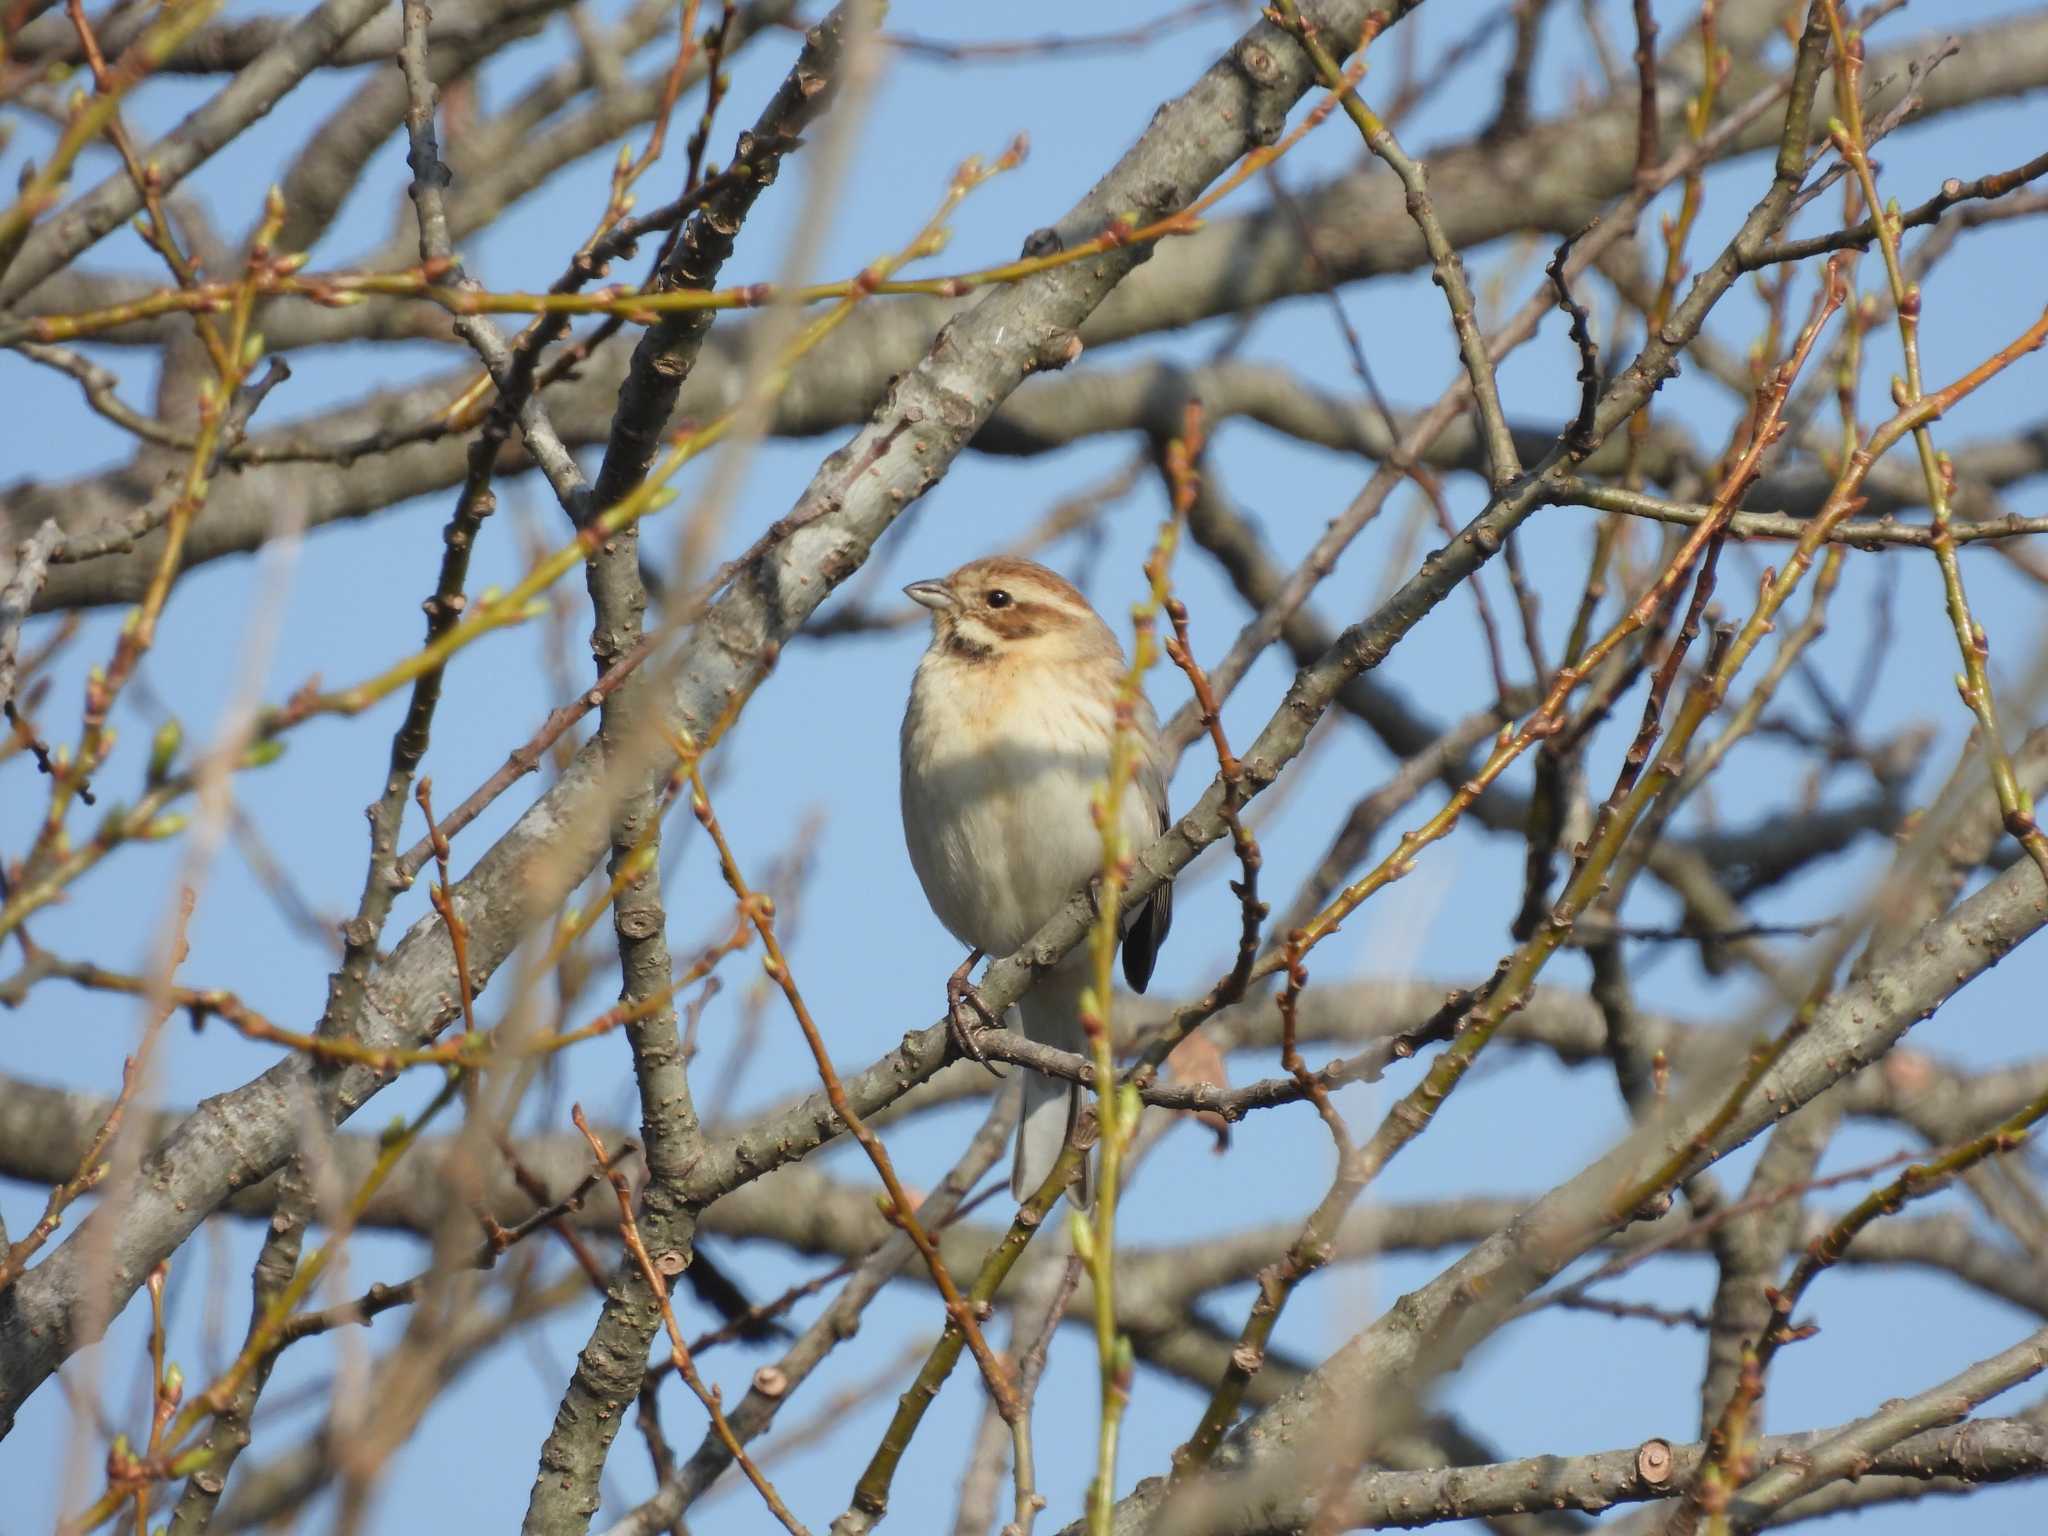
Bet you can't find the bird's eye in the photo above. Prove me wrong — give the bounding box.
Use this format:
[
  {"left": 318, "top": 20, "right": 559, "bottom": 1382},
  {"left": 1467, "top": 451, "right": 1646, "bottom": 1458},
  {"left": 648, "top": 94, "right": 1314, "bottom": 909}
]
[{"left": 986, "top": 590, "right": 1012, "bottom": 609}]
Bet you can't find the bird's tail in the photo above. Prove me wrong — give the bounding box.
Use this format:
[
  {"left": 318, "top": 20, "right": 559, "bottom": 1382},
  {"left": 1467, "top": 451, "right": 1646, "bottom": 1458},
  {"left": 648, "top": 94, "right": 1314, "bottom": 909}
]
[{"left": 1013, "top": 968, "right": 1093, "bottom": 1207}]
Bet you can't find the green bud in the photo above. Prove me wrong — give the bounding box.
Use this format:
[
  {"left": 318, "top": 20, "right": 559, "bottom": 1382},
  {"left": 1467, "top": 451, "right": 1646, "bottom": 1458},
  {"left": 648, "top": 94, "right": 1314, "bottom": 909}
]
[
  {"left": 142, "top": 813, "right": 189, "bottom": 841},
  {"left": 241, "top": 738, "right": 285, "bottom": 769},
  {"left": 148, "top": 718, "right": 183, "bottom": 785},
  {"left": 168, "top": 1442, "right": 222, "bottom": 1476},
  {"left": 1116, "top": 1083, "right": 1144, "bottom": 1136},
  {"left": 1067, "top": 1209, "right": 1096, "bottom": 1263}
]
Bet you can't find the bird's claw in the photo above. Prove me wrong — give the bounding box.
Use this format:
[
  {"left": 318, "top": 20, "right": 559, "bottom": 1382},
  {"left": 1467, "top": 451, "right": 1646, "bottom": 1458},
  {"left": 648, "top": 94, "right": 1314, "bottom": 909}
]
[{"left": 946, "top": 951, "right": 1006, "bottom": 1079}]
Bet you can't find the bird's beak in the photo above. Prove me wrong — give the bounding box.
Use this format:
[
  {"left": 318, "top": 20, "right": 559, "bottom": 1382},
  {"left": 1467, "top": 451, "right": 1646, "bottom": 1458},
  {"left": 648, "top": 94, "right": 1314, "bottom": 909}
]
[{"left": 904, "top": 579, "right": 957, "bottom": 613}]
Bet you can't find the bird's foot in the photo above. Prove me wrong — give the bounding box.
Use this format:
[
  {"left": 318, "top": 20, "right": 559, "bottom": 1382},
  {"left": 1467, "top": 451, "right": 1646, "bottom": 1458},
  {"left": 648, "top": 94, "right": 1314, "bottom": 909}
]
[
  {"left": 946, "top": 951, "right": 1006, "bottom": 1078},
  {"left": 1082, "top": 871, "right": 1112, "bottom": 922}
]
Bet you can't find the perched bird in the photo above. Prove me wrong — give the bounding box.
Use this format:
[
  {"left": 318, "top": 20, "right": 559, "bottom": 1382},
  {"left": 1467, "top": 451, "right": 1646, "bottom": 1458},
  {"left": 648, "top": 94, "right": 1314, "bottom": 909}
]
[{"left": 899, "top": 556, "right": 1172, "bottom": 1204}]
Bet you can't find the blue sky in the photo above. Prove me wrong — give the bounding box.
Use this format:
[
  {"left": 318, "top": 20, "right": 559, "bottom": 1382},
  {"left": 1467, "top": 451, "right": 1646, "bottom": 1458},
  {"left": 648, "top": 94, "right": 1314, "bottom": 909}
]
[{"left": 4, "top": 1, "right": 2048, "bottom": 1530}]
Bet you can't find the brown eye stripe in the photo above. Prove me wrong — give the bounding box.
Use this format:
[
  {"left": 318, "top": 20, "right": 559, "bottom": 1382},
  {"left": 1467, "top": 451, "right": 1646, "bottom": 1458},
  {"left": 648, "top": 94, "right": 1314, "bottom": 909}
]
[{"left": 982, "top": 600, "right": 1059, "bottom": 639}]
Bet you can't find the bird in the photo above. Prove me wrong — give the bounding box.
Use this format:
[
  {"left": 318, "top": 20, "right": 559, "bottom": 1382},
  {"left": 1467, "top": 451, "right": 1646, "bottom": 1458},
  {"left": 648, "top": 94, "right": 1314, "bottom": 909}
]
[{"left": 899, "top": 555, "right": 1173, "bottom": 1206}]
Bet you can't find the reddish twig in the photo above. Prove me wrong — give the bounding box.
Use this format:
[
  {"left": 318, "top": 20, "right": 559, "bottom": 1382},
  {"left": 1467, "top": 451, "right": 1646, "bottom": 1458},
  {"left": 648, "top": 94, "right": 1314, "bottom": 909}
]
[{"left": 572, "top": 1108, "right": 809, "bottom": 1535}]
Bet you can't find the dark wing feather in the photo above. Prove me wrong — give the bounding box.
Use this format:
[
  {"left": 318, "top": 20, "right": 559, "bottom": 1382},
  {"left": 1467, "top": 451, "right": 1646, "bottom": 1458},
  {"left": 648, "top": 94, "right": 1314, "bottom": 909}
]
[
  {"left": 1121, "top": 883, "right": 1171, "bottom": 992},
  {"left": 1120, "top": 789, "right": 1174, "bottom": 993}
]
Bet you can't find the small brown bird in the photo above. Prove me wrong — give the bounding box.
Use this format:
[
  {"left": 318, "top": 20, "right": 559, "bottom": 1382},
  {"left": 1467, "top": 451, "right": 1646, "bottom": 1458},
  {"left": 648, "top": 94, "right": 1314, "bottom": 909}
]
[{"left": 899, "top": 556, "right": 1172, "bottom": 1204}]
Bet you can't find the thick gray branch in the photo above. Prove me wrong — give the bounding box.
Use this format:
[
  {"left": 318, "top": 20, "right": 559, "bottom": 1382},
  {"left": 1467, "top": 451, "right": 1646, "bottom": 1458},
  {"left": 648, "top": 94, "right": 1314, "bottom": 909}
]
[
  {"left": 1102, "top": 853, "right": 2048, "bottom": 1533},
  {"left": 0, "top": 0, "right": 1421, "bottom": 1433}
]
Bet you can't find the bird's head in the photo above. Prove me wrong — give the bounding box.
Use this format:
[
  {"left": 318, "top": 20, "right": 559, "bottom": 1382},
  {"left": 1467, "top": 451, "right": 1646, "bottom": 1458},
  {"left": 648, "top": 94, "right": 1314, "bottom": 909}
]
[{"left": 904, "top": 557, "right": 1117, "bottom": 668}]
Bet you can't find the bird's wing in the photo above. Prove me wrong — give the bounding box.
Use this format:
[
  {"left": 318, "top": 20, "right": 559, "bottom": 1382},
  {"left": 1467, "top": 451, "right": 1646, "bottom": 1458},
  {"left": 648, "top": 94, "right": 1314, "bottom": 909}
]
[{"left": 1120, "top": 739, "right": 1174, "bottom": 993}]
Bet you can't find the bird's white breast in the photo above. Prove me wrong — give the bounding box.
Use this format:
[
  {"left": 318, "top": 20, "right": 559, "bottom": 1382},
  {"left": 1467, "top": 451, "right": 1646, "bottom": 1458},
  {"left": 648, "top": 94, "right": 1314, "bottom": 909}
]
[{"left": 901, "top": 652, "right": 1149, "bottom": 959}]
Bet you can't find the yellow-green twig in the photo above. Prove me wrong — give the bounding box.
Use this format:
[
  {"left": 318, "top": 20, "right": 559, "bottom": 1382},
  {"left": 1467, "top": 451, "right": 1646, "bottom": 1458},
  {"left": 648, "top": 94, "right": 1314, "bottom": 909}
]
[{"left": 1820, "top": 0, "right": 2048, "bottom": 890}]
